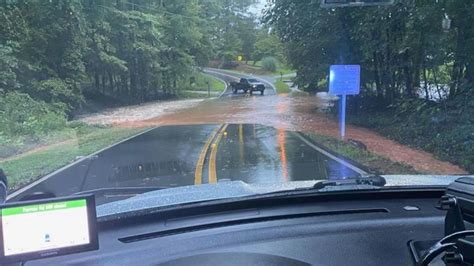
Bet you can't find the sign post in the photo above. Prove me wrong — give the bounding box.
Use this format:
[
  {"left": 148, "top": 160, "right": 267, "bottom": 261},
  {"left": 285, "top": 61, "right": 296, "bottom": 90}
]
[{"left": 329, "top": 65, "right": 361, "bottom": 141}]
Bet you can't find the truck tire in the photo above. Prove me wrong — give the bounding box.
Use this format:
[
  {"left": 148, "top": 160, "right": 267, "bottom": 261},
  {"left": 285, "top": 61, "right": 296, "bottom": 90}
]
[
  {"left": 250, "top": 90, "right": 253, "bottom": 95},
  {"left": 232, "top": 88, "right": 237, "bottom": 94},
  {"left": 244, "top": 89, "right": 248, "bottom": 93},
  {"left": 260, "top": 90, "right": 264, "bottom": 96}
]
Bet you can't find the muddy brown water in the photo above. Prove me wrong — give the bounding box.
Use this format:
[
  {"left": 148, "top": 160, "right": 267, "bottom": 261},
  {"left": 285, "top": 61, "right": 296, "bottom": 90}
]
[{"left": 114, "top": 93, "right": 467, "bottom": 175}]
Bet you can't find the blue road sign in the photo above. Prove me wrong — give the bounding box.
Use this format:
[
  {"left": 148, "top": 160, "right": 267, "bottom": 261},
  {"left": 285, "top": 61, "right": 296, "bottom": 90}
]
[
  {"left": 329, "top": 65, "right": 360, "bottom": 95},
  {"left": 328, "top": 65, "right": 361, "bottom": 140}
]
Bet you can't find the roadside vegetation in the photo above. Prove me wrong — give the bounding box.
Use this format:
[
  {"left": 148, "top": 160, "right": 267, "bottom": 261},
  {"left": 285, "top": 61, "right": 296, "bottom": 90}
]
[
  {"left": 0, "top": 126, "right": 147, "bottom": 190},
  {"left": 233, "top": 60, "right": 295, "bottom": 76},
  {"left": 348, "top": 92, "right": 474, "bottom": 173},
  {"left": 307, "top": 134, "right": 418, "bottom": 175},
  {"left": 267, "top": 1, "right": 474, "bottom": 173},
  {"left": 186, "top": 74, "right": 226, "bottom": 93},
  {"left": 254, "top": 60, "right": 294, "bottom": 75},
  {"left": 274, "top": 80, "right": 291, "bottom": 94},
  {"left": 0, "top": 0, "right": 254, "bottom": 161}
]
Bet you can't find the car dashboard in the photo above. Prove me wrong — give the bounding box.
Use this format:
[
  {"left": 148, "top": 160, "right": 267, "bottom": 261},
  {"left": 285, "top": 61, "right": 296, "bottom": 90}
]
[{"left": 24, "top": 188, "right": 474, "bottom": 266}]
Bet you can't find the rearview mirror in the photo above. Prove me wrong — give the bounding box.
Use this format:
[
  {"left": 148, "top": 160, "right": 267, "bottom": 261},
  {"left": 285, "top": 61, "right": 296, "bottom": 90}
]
[{"left": 0, "top": 169, "right": 8, "bottom": 204}]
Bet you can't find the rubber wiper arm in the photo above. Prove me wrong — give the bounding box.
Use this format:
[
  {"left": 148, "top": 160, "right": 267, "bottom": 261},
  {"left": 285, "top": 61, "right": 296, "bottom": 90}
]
[
  {"left": 313, "top": 175, "right": 386, "bottom": 190},
  {"left": 74, "top": 186, "right": 168, "bottom": 196}
]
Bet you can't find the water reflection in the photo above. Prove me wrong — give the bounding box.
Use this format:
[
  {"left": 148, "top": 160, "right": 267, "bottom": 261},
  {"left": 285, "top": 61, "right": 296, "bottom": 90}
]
[
  {"left": 217, "top": 124, "right": 361, "bottom": 184},
  {"left": 278, "top": 128, "right": 289, "bottom": 181}
]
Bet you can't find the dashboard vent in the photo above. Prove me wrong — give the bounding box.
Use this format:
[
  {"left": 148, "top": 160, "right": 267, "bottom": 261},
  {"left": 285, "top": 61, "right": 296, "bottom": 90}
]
[{"left": 119, "top": 208, "right": 388, "bottom": 243}]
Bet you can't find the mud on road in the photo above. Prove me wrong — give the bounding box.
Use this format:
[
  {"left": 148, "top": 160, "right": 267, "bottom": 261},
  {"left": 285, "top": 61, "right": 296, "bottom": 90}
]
[
  {"left": 77, "top": 99, "right": 204, "bottom": 125},
  {"left": 79, "top": 93, "right": 467, "bottom": 175}
]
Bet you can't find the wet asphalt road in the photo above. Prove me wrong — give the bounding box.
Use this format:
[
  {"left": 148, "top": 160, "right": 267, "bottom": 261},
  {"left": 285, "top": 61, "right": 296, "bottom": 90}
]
[
  {"left": 8, "top": 124, "right": 365, "bottom": 205},
  {"left": 203, "top": 68, "right": 277, "bottom": 97}
]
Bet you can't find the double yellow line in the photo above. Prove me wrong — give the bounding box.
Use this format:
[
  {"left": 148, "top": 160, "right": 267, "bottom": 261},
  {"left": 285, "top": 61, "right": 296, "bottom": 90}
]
[{"left": 194, "top": 124, "right": 228, "bottom": 185}]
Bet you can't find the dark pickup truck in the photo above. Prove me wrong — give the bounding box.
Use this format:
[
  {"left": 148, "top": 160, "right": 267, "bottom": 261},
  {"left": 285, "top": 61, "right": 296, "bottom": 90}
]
[{"left": 229, "top": 78, "right": 266, "bottom": 95}]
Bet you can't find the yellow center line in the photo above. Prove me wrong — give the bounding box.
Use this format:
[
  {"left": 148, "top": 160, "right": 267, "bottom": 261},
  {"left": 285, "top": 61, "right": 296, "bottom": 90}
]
[
  {"left": 209, "top": 124, "right": 228, "bottom": 184},
  {"left": 194, "top": 125, "right": 223, "bottom": 185},
  {"left": 239, "top": 124, "right": 244, "bottom": 163}
]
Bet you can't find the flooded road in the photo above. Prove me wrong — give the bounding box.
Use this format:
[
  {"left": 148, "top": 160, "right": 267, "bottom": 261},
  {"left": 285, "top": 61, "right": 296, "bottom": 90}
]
[
  {"left": 8, "top": 124, "right": 365, "bottom": 205},
  {"left": 8, "top": 70, "right": 468, "bottom": 204},
  {"left": 215, "top": 124, "right": 363, "bottom": 184},
  {"left": 115, "top": 70, "right": 466, "bottom": 175}
]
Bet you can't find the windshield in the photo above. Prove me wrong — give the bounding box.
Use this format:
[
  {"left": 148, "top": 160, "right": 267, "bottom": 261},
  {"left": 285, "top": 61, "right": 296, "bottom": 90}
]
[{"left": 1, "top": 0, "right": 472, "bottom": 208}]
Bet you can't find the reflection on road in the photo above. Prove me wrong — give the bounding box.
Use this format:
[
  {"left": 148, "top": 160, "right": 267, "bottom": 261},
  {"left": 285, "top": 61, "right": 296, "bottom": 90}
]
[
  {"left": 216, "top": 124, "right": 361, "bottom": 185},
  {"left": 10, "top": 124, "right": 364, "bottom": 205},
  {"left": 278, "top": 128, "right": 289, "bottom": 181}
]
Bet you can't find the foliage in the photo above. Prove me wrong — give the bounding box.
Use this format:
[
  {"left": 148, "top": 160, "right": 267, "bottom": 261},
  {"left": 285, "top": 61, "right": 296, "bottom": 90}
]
[
  {"left": 0, "top": 126, "right": 146, "bottom": 190},
  {"left": 349, "top": 88, "right": 474, "bottom": 173},
  {"left": 261, "top": 56, "right": 278, "bottom": 72},
  {"left": 266, "top": 0, "right": 474, "bottom": 99},
  {"left": 0, "top": 92, "right": 67, "bottom": 138},
  {"left": 1, "top": 0, "right": 259, "bottom": 108},
  {"left": 209, "top": 0, "right": 259, "bottom": 64},
  {"left": 274, "top": 80, "right": 291, "bottom": 94},
  {"left": 253, "top": 30, "right": 285, "bottom": 63},
  {"left": 307, "top": 134, "right": 418, "bottom": 174},
  {"left": 267, "top": 0, "right": 474, "bottom": 172},
  {"left": 0, "top": 45, "right": 18, "bottom": 91},
  {"left": 187, "top": 74, "right": 226, "bottom": 92}
]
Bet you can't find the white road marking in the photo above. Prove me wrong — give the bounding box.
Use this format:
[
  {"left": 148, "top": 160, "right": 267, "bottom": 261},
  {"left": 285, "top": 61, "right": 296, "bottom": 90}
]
[
  {"left": 294, "top": 132, "right": 368, "bottom": 175},
  {"left": 7, "top": 127, "right": 159, "bottom": 200}
]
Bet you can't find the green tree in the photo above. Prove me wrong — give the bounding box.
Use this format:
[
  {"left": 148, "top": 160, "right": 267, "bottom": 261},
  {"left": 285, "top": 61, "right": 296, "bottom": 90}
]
[
  {"left": 266, "top": 0, "right": 474, "bottom": 102},
  {"left": 254, "top": 29, "right": 284, "bottom": 63}
]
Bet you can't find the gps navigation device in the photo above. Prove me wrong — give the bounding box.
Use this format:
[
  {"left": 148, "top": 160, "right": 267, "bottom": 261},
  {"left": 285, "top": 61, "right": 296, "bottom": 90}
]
[{"left": 0, "top": 195, "right": 98, "bottom": 263}]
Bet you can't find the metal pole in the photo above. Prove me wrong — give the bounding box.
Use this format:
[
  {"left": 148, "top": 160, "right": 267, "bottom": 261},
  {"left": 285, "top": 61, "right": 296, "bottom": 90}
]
[
  {"left": 340, "top": 94, "right": 346, "bottom": 141},
  {"left": 207, "top": 82, "right": 211, "bottom": 97}
]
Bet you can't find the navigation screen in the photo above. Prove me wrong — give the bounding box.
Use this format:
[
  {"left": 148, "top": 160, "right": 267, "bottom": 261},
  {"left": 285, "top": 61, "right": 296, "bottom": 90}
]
[{"left": 0, "top": 196, "right": 98, "bottom": 263}]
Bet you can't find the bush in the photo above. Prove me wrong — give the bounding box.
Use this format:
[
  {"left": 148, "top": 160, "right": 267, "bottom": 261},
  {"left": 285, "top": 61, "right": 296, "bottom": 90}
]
[
  {"left": 0, "top": 92, "right": 67, "bottom": 138},
  {"left": 31, "top": 78, "right": 84, "bottom": 112},
  {"left": 262, "top": 57, "right": 278, "bottom": 72},
  {"left": 348, "top": 91, "right": 474, "bottom": 173}
]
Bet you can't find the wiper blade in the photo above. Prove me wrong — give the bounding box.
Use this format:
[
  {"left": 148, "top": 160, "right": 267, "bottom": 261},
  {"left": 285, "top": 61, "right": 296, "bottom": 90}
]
[
  {"left": 313, "top": 175, "right": 386, "bottom": 190},
  {"left": 74, "top": 186, "right": 167, "bottom": 197}
]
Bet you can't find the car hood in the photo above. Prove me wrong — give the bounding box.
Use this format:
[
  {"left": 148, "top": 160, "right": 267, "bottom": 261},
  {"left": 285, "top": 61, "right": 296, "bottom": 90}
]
[{"left": 97, "top": 175, "right": 466, "bottom": 218}]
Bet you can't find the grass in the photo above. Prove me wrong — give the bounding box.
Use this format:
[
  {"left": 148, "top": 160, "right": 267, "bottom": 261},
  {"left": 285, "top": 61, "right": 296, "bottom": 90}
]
[
  {"left": 187, "top": 73, "right": 226, "bottom": 92},
  {"left": 178, "top": 91, "right": 220, "bottom": 99},
  {"left": 0, "top": 126, "right": 148, "bottom": 190},
  {"left": 306, "top": 133, "right": 419, "bottom": 175},
  {"left": 251, "top": 61, "right": 294, "bottom": 75},
  {"left": 233, "top": 61, "right": 295, "bottom": 76},
  {"left": 274, "top": 80, "right": 292, "bottom": 94}
]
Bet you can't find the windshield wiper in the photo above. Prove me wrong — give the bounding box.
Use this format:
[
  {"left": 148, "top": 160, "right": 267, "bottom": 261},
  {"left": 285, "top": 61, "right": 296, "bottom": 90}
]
[
  {"left": 313, "top": 175, "right": 386, "bottom": 191},
  {"left": 74, "top": 186, "right": 167, "bottom": 197}
]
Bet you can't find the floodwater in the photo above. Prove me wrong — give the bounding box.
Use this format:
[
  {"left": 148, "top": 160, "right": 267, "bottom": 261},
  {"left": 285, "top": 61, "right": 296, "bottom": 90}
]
[{"left": 116, "top": 92, "right": 467, "bottom": 175}]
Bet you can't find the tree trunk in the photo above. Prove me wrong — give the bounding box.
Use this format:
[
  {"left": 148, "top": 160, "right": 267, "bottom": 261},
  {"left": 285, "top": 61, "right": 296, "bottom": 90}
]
[
  {"left": 432, "top": 69, "right": 443, "bottom": 101},
  {"left": 373, "top": 52, "right": 382, "bottom": 99},
  {"left": 423, "top": 64, "right": 429, "bottom": 100}
]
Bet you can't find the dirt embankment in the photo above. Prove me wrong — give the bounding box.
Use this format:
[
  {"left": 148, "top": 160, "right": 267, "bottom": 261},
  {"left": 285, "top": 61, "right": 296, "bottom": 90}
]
[{"left": 80, "top": 94, "right": 468, "bottom": 175}]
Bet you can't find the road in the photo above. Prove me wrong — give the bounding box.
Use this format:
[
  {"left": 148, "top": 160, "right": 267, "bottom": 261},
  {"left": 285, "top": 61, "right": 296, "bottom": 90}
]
[
  {"left": 8, "top": 124, "right": 366, "bottom": 205},
  {"left": 7, "top": 67, "right": 467, "bottom": 205},
  {"left": 9, "top": 69, "right": 362, "bottom": 204},
  {"left": 203, "top": 68, "right": 277, "bottom": 97}
]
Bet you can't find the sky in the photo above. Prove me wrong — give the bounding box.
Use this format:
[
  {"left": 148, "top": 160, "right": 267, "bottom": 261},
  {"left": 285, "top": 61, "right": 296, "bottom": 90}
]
[{"left": 249, "top": 0, "right": 268, "bottom": 17}]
